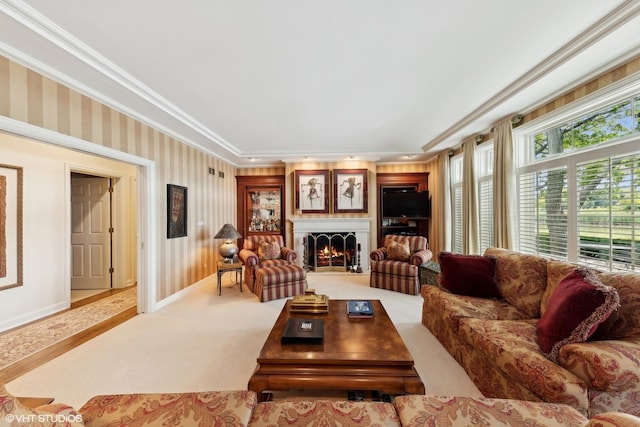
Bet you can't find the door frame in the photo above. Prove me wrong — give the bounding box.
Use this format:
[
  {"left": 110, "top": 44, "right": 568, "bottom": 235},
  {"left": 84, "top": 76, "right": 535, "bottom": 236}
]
[
  {"left": 0, "top": 115, "right": 156, "bottom": 314},
  {"left": 68, "top": 168, "right": 137, "bottom": 292}
]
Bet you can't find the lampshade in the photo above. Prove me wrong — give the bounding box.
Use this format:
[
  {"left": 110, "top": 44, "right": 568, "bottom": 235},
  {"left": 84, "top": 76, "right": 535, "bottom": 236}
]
[
  {"left": 214, "top": 224, "right": 243, "bottom": 240},
  {"left": 214, "top": 224, "right": 242, "bottom": 261}
]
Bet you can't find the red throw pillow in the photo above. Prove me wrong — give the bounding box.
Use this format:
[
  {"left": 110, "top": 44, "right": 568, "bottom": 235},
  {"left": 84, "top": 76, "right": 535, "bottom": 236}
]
[
  {"left": 438, "top": 252, "right": 500, "bottom": 298},
  {"left": 536, "top": 268, "right": 620, "bottom": 363}
]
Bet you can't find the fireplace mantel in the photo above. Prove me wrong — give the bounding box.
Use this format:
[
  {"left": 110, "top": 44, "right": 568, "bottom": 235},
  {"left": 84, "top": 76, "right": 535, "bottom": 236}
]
[{"left": 290, "top": 217, "right": 372, "bottom": 272}]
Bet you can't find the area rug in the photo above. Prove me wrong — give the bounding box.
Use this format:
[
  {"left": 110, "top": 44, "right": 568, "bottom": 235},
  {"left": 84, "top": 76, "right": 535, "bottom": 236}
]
[{"left": 0, "top": 287, "right": 137, "bottom": 371}]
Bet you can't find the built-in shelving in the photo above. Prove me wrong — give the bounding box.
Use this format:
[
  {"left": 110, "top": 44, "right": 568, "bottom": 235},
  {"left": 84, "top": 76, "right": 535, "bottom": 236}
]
[{"left": 376, "top": 173, "right": 429, "bottom": 247}]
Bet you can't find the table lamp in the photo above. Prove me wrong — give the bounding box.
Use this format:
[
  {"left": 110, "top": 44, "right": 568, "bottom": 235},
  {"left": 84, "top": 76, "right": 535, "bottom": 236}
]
[{"left": 214, "top": 223, "right": 242, "bottom": 262}]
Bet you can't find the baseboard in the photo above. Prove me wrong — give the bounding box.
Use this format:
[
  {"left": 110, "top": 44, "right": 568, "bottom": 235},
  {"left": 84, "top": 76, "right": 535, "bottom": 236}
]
[
  {"left": 154, "top": 275, "right": 215, "bottom": 311},
  {"left": 0, "top": 301, "right": 68, "bottom": 334}
]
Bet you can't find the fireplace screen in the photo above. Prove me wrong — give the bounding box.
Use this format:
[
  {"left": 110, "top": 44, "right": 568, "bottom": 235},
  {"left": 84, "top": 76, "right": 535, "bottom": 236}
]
[{"left": 306, "top": 232, "right": 357, "bottom": 272}]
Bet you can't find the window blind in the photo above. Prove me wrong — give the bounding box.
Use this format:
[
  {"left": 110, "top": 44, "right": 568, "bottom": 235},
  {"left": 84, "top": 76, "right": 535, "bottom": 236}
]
[
  {"left": 479, "top": 178, "right": 493, "bottom": 253},
  {"left": 577, "top": 153, "right": 639, "bottom": 271},
  {"left": 519, "top": 168, "right": 568, "bottom": 260}
]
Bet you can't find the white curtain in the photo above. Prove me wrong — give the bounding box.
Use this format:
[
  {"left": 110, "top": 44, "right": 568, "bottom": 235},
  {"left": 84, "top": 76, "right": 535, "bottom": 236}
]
[
  {"left": 437, "top": 152, "right": 452, "bottom": 254},
  {"left": 493, "top": 119, "right": 517, "bottom": 249},
  {"left": 462, "top": 139, "right": 479, "bottom": 254}
]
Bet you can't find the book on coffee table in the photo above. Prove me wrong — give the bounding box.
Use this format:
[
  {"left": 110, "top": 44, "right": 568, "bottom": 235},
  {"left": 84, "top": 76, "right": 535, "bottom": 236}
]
[
  {"left": 281, "top": 318, "right": 324, "bottom": 344},
  {"left": 347, "top": 300, "right": 374, "bottom": 318}
]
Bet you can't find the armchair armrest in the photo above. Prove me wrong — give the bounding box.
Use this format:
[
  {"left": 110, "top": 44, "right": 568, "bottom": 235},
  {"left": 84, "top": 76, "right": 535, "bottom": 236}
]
[
  {"left": 410, "top": 249, "right": 433, "bottom": 266},
  {"left": 370, "top": 247, "right": 387, "bottom": 261},
  {"left": 238, "top": 249, "right": 258, "bottom": 266},
  {"left": 280, "top": 247, "right": 297, "bottom": 262}
]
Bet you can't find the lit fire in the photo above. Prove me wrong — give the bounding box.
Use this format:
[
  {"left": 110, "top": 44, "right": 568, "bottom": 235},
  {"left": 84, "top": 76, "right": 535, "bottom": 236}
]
[{"left": 317, "top": 245, "right": 351, "bottom": 265}]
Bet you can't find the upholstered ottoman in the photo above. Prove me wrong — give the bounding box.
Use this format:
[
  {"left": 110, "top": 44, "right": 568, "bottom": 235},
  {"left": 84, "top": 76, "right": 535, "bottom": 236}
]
[{"left": 254, "top": 264, "right": 307, "bottom": 302}]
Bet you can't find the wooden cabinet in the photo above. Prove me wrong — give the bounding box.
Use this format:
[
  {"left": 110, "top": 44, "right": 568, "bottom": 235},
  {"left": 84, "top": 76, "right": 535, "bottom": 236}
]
[
  {"left": 376, "top": 172, "right": 429, "bottom": 247},
  {"left": 236, "top": 175, "right": 286, "bottom": 247}
]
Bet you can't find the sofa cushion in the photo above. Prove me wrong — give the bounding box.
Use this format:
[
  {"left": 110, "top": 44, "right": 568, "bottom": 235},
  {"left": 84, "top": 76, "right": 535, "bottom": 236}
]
[
  {"left": 249, "top": 399, "right": 401, "bottom": 427},
  {"left": 438, "top": 252, "right": 501, "bottom": 298},
  {"left": 0, "top": 384, "right": 84, "bottom": 427},
  {"left": 537, "top": 268, "right": 620, "bottom": 363},
  {"left": 79, "top": 390, "right": 256, "bottom": 427},
  {"left": 484, "top": 248, "right": 548, "bottom": 318},
  {"left": 593, "top": 271, "right": 640, "bottom": 340},
  {"left": 386, "top": 238, "right": 410, "bottom": 261},
  {"left": 426, "top": 286, "right": 529, "bottom": 324},
  {"left": 559, "top": 338, "right": 640, "bottom": 392},
  {"left": 459, "top": 318, "right": 589, "bottom": 411},
  {"left": 589, "top": 389, "right": 640, "bottom": 419},
  {"left": 393, "top": 395, "right": 588, "bottom": 427}
]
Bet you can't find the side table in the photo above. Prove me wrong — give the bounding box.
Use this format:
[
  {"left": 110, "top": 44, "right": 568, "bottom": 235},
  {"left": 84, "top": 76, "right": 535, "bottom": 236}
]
[
  {"left": 217, "top": 259, "right": 243, "bottom": 295},
  {"left": 419, "top": 260, "right": 441, "bottom": 286}
]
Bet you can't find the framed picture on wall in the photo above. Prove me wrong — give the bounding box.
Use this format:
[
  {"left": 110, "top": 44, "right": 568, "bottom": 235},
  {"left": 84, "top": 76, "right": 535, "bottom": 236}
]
[
  {"left": 167, "top": 184, "right": 187, "bottom": 238},
  {"left": 333, "top": 169, "right": 368, "bottom": 213},
  {"left": 295, "top": 170, "right": 330, "bottom": 214},
  {"left": 0, "top": 164, "right": 23, "bottom": 291}
]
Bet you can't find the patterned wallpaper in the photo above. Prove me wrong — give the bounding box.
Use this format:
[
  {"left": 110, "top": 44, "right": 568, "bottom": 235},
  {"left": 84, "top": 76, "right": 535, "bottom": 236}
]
[
  {"left": 0, "top": 55, "right": 237, "bottom": 302},
  {"left": 521, "top": 55, "right": 640, "bottom": 125}
]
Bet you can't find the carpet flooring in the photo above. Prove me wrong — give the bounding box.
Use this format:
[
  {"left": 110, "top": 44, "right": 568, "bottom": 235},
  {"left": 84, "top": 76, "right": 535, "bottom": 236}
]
[
  {"left": 0, "top": 287, "right": 137, "bottom": 371},
  {"left": 6, "top": 272, "right": 482, "bottom": 409}
]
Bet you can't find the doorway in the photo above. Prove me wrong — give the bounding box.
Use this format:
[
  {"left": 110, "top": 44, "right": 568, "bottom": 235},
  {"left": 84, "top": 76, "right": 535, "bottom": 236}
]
[
  {"left": 69, "top": 168, "right": 138, "bottom": 305},
  {"left": 1, "top": 114, "right": 155, "bottom": 315},
  {"left": 71, "top": 174, "right": 112, "bottom": 294}
]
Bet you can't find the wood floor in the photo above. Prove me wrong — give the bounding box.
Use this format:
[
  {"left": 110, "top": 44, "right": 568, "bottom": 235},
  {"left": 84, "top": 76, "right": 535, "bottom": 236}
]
[{"left": 0, "top": 287, "right": 137, "bottom": 384}]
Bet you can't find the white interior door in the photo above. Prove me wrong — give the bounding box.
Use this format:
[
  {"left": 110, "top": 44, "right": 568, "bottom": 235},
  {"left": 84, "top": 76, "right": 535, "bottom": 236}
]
[{"left": 71, "top": 176, "right": 112, "bottom": 290}]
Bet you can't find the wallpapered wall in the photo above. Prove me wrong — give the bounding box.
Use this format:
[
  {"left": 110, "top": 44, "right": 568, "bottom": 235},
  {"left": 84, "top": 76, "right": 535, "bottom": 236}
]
[
  {"left": 523, "top": 56, "right": 640, "bottom": 123},
  {"left": 0, "top": 55, "right": 237, "bottom": 304}
]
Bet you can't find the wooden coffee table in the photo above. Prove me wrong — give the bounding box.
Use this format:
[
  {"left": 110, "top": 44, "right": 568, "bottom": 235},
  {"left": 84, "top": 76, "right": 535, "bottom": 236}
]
[{"left": 248, "top": 299, "right": 424, "bottom": 400}]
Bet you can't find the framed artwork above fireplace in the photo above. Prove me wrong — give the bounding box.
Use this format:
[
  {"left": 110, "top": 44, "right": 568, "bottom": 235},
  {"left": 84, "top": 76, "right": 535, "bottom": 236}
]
[
  {"left": 334, "top": 169, "right": 368, "bottom": 213},
  {"left": 295, "top": 169, "right": 329, "bottom": 214}
]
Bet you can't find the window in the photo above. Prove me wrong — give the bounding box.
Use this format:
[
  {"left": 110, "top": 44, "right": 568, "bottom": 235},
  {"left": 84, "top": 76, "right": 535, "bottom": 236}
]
[
  {"left": 530, "top": 100, "right": 635, "bottom": 162},
  {"left": 577, "top": 154, "right": 639, "bottom": 270},
  {"left": 478, "top": 142, "right": 494, "bottom": 253},
  {"left": 450, "top": 155, "right": 463, "bottom": 254},
  {"left": 519, "top": 167, "right": 568, "bottom": 260},
  {"left": 517, "top": 90, "right": 640, "bottom": 272}
]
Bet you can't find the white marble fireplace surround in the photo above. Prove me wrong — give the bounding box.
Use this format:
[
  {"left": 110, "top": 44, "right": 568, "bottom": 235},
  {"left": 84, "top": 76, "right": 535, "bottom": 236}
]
[{"left": 290, "top": 217, "right": 372, "bottom": 272}]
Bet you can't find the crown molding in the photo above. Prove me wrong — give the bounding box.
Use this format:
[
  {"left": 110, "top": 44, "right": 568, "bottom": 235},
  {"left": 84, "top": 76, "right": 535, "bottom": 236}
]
[
  {"left": 0, "top": 0, "right": 241, "bottom": 158},
  {"left": 421, "top": 0, "right": 640, "bottom": 153}
]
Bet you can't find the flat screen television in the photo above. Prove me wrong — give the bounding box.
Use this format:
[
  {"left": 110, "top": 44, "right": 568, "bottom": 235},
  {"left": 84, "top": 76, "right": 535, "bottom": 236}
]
[{"left": 382, "top": 190, "right": 430, "bottom": 219}]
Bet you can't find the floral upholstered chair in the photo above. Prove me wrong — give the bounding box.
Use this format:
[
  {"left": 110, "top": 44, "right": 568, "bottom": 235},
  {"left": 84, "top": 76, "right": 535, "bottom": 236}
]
[
  {"left": 238, "top": 235, "right": 297, "bottom": 291},
  {"left": 370, "top": 234, "right": 433, "bottom": 295}
]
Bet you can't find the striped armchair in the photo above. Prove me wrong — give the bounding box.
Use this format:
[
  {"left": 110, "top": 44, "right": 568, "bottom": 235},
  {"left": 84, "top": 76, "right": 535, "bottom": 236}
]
[
  {"left": 370, "top": 235, "right": 433, "bottom": 295},
  {"left": 238, "top": 235, "right": 297, "bottom": 291}
]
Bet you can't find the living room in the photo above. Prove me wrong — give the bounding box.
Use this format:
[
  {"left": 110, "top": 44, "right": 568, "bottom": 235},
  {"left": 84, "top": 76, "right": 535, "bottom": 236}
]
[{"left": 1, "top": 2, "right": 640, "bottom": 425}]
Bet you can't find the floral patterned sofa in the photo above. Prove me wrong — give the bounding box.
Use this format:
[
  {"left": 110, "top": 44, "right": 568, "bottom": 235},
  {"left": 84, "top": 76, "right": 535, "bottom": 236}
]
[
  {"left": 3, "top": 384, "right": 639, "bottom": 427},
  {"left": 421, "top": 247, "right": 640, "bottom": 417}
]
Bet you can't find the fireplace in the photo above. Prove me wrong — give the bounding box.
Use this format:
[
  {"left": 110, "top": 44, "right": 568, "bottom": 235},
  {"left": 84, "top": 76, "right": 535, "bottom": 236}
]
[
  {"left": 291, "top": 217, "right": 372, "bottom": 272},
  {"left": 306, "top": 232, "right": 357, "bottom": 272}
]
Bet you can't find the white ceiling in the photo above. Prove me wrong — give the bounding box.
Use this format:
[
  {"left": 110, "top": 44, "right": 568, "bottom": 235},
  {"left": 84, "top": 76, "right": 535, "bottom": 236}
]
[{"left": 1, "top": 1, "right": 640, "bottom": 167}]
